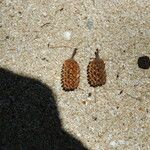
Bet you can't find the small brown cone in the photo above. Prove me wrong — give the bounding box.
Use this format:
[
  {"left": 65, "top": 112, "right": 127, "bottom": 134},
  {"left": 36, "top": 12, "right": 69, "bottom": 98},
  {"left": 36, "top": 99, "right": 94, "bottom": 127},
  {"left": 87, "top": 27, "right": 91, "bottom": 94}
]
[
  {"left": 87, "top": 49, "right": 106, "bottom": 87},
  {"left": 61, "top": 49, "right": 80, "bottom": 91}
]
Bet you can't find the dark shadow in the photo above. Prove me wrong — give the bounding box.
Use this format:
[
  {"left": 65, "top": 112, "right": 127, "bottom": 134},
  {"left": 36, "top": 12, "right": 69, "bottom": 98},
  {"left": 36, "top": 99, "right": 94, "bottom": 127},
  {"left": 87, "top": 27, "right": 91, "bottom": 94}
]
[{"left": 0, "top": 68, "right": 88, "bottom": 150}]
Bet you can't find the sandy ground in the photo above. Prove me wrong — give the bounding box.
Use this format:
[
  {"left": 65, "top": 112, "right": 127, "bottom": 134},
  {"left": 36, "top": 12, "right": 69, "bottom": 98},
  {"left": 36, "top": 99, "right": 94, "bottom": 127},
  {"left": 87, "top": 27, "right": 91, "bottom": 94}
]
[{"left": 0, "top": 0, "right": 150, "bottom": 149}]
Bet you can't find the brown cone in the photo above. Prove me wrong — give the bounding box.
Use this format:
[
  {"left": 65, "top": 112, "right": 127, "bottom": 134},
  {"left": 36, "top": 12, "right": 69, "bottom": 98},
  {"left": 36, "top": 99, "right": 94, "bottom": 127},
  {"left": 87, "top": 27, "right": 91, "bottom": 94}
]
[
  {"left": 61, "top": 49, "right": 80, "bottom": 91},
  {"left": 87, "top": 49, "right": 106, "bottom": 87}
]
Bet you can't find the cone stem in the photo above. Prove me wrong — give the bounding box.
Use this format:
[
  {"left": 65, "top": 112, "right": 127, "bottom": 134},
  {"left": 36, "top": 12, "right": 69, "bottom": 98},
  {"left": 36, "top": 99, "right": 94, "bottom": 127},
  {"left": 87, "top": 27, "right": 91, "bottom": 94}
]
[
  {"left": 95, "top": 49, "right": 100, "bottom": 59},
  {"left": 71, "top": 48, "right": 77, "bottom": 59}
]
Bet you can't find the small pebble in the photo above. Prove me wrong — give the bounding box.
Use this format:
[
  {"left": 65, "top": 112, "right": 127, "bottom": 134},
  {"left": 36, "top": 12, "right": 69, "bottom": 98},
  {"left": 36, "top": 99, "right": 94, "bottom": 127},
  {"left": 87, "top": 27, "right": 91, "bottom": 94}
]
[
  {"left": 63, "top": 31, "right": 72, "bottom": 40},
  {"left": 87, "top": 17, "right": 94, "bottom": 30},
  {"left": 92, "top": 116, "right": 97, "bottom": 121},
  {"left": 42, "top": 12, "right": 47, "bottom": 17},
  {"left": 138, "top": 56, "right": 150, "bottom": 69},
  {"left": 6, "top": 36, "right": 9, "bottom": 39},
  {"left": 82, "top": 101, "right": 86, "bottom": 105},
  {"left": 88, "top": 93, "right": 92, "bottom": 97}
]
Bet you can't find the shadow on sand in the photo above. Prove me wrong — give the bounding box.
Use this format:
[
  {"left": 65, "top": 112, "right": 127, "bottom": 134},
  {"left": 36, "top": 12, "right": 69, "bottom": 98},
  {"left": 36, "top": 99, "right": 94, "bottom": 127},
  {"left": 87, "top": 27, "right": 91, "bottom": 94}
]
[{"left": 0, "top": 68, "right": 88, "bottom": 150}]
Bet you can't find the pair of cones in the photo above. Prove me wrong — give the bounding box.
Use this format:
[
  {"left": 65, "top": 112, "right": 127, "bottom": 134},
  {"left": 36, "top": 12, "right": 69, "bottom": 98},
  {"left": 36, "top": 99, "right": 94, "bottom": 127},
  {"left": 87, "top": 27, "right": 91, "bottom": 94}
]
[{"left": 61, "top": 49, "right": 106, "bottom": 91}]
